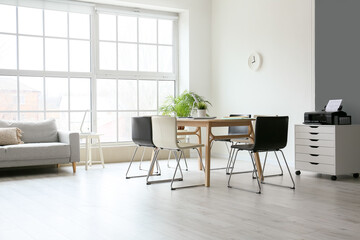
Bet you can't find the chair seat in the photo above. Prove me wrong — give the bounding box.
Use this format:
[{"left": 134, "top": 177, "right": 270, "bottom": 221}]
[
  {"left": 231, "top": 144, "right": 254, "bottom": 151},
  {"left": 231, "top": 138, "right": 252, "bottom": 144},
  {"left": 178, "top": 142, "right": 204, "bottom": 149}
]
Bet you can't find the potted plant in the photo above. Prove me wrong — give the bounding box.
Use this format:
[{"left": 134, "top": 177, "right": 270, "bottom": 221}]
[
  {"left": 196, "top": 101, "right": 207, "bottom": 117},
  {"left": 160, "top": 90, "right": 211, "bottom": 118}
]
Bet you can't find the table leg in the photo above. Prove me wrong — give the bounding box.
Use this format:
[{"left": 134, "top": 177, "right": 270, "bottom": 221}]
[
  {"left": 205, "top": 124, "right": 211, "bottom": 187},
  {"left": 249, "top": 123, "right": 263, "bottom": 180},
  {"left": 196, "top": 127, "right": 203, "bottom": 170},
  {"left": 149, "top": 148, "right": 156, "bottom": 175},
  {"left": 97, "top": 136, "right": 105, "bottom": 168}
]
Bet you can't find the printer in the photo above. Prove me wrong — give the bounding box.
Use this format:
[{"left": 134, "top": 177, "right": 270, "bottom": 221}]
[{"left": 304, "top": 99, "right": 352, "bottom": 125}]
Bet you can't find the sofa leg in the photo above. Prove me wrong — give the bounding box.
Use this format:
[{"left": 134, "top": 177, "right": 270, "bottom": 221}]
[{"left": 72, "top": 162, "right": 76, "bottom": 173}]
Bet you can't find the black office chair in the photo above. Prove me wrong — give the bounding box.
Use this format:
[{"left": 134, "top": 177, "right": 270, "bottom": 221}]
[
  {"left": 211, "top": 114, "right": 251, "bottom": 173},
  {"left": 228, "top": 116, "right": 295, "bottom": 194},
  {"left": 125, "top": 116, "right": 161, "bottom": 179}
]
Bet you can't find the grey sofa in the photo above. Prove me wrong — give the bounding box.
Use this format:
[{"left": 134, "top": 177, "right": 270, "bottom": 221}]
[{"left": 0, "top": 119, "right": 80, "bottom": 172}]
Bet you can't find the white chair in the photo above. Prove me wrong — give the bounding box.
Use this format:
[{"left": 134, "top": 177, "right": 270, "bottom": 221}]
[{"left": 147, "top": 116, "right": 205, "bottom": 190}]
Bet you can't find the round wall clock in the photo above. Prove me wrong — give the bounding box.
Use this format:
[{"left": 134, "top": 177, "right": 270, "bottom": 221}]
[{"left": 248, "top": 52, "right": 262, "bottom": 71}]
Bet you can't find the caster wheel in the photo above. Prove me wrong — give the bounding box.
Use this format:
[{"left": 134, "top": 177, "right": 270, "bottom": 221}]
[
  {"left": 295, "top": 170, "right": 301, "bottom": 175},
  {"left": 353, "top": 173, "right": 359, "bottom": 178},
  {"left": 331, "top": 175, "right": 337, "bottom": 181}
]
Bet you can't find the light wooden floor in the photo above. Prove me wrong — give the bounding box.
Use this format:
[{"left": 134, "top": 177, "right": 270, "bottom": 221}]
[{"left": 0, "top": 158, "right": 360, "bottom": 240}]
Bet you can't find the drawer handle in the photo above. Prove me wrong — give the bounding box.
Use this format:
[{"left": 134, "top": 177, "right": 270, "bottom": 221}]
[
  {"left": 310, "top": 139, "right": 319, "bottom": 142},
  {"left": 310, "top": 132, "right": 319, "bottom": 135},
  {"left": 310, "top": 154, "right": 319, "bottom": 157},
  {"left": 310, "top": 126, "right": 319, "bottom": 128},
  {"left": 309, "top": 162, "right": 319, "bottom": 165},
  {"left": 310, "top": 146, "right": 319, "bottom": 148}
]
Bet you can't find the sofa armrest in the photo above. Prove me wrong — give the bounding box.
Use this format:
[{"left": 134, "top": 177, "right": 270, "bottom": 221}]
[{"left": 58, "top": 131, "right": 80, "bottom": 163}]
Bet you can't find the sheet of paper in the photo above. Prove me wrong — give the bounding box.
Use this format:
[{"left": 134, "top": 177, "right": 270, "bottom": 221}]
[{"left": 325, "top": 99, "right": 342, "bottom": 112}]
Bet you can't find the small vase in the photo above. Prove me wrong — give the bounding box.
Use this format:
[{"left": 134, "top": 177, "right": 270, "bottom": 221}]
[{"left": 197, "top": 109, "right": 206, "bottom": 117}]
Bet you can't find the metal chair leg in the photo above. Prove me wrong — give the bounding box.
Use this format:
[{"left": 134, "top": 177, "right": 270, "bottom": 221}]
[
  {"left": 260, "top": 150, "right": 295, "bottom": 189},
  {"left": 211, "top": 142, "right": 233, "bottom": 171},
  {"left": 262, "top": 151, "right": 284, "bottom": 178},
  {"left": 126, "top": 147, "right": 160, "bottom": 179},
  {"left": 228, "top": 149, "right": 261, "bottom": 194},
  {"left": 228, "top": 149, "right": 256, "bottom": 176},
  {"left": 171, "top": 149, "right": 205, "bottom": 190},
  {"left": 138, "top": 147, "right": 146, "bottom": 170},
  {"left": 147, "top": 149, "right": 183, "bottom": 185},
  {"left": 167, "top": 150, "right": 189, "bottom": 171}
]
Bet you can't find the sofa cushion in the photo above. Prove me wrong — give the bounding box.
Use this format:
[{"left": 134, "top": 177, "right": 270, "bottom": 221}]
[
  {"left": 1, "top": 143, "right": 70, "bottom": 161},
  {"left": 0, "top": 119, "right": 58, "bottom": 143},
  {"left": 0, "top": 148, "right": 5, "bottom": 161}
]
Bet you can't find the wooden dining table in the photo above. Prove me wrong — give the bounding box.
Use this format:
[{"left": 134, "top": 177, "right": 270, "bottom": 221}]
[{"left": 177, "top": 117, "right": 263, "bottom": 187}]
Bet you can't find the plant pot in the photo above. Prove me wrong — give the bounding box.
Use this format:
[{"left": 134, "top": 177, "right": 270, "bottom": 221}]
[{"left": 197, "top": 109, "right": 207, "bottom": 118}]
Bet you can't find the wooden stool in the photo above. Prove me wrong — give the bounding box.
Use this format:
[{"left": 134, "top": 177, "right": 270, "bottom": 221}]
[{"left": 80, "top": 133, "right": 105, "bottom": 170}]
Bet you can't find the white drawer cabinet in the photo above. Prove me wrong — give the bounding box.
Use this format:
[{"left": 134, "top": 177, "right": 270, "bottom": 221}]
[{"left": 295, "top": 124, "right": 360, "bottom": 180}]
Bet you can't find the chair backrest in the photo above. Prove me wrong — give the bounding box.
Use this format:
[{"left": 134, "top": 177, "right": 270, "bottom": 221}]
[
  {"left": 252, "top": 116, "right": 288, "bottom": 152},
  {"left": 228, "top": 114, "right": 251, "bottom": 135},
  {"left": 151, "top": 116, "right": 179, "bottom": 150},
  {"left": 131, "top": 116, "right": 155, "bottom": 148}
]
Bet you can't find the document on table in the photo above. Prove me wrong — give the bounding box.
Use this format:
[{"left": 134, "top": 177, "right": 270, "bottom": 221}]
[{"left": 325, "top": 99, "right": 342, "bottom": 112}]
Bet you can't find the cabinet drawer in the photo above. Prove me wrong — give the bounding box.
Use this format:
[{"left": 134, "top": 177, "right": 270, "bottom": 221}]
[
  {"left": 295, "top": 125, "right": 335, "bottom": 134},
  {"left": 295, "top": 153, "right": 335, "bottom": 165},
  {"left": 295, "top": 138, "right": 335, "bottom": 147},
  {"left": 295, "top": 161, "right": 335, "bottom": 175},
  {"left": 295, "top": 132, "right": 335, "bottom": 141},
  {"left": 296, "top": 145, "right": 335, "bottom": 156}
]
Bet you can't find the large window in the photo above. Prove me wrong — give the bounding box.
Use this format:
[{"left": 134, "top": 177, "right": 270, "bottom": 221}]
[{"left": 0, "top": 1, "right": 177, "bottom": 143}]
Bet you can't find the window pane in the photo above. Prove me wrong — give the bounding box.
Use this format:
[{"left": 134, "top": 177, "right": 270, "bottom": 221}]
[
  {"left": 45, "top": 38, "right": 68, "bottom": 71},
  {"left": 47, "top": 112, "right": 69, "bottom": 130},
  {"left": 0, "top": 112, "right": 17, "bottom": 121},
  {"left": 139, "top": 81, "right": 157, "bottom": 110},
  {"left": 118, "top": 112, "right": 136, "bottom": 141},
  {"left": 69, "top": 13, "right": 90, "bottom": 39},
  {"left": 139, "top": 18, "right": 156, "bottom": 44},
  {"left": 70, "top": 40, "right": 90, "bottom": 72},
  {"left": 118, "top": 43, "right": 137, "bottom": 71},
  {"left": 19, "top": 77, "right": 44, "bottom": 111},
  {"left": 18, "top": 7, "right": 43, "bottom": 36},
  {"left": 20, "top": 112, "right": 44, "bottom": 121},
  {"left": 0, "top": 34, "right": 17, "bottom": 69},
  {"left": 97, "top": 112, "right": 117, "bottom": 142},
  {"left": 19, "top": 36, "right": 43, "bottom": 70},
  {"left": 99, "top": 42, "right": 116, "bottom": 70},
  {"left": 45, "top": 10, "right": 67, "bottom": 37},
  {"left": 45, "top": 77, "right": 68, "bottom": 111},
  {"left": 70, "top": 78, "right": 90, "bottom": 110},
  {"left": 158, "top": 20, "right": 173, "bottom": 45},
  {"left": 70, "top": 112, "right": 90, "bottom": 132},
  {"left": 0, "top": 76, "right": 17, "bottom": 111},
  {"left": 139, "top": 45, "right": 157, "bottom": 72},
  {"left": 118, "top": 80, "right": 137, "bottom": 110},
  {"left": 158, "top": 81, "right": 174, "bottom": 107},
  {"left": 158, "top": 46, "right": 173, "bottom": 73},
  {"left": 0, "top": 4, "right": 16, "bottom": 33},
  {"left": 97, "top": 79, "right": 117, "bottom": 110},
  {"left": 118, "top": 16, "right": 137, "bottom": 42},
  {"left": 139, "top": 111, "right": 157, "bottom": 116},
  {"left": 99, "top": 14, "right": 116, "bottom": 41}
]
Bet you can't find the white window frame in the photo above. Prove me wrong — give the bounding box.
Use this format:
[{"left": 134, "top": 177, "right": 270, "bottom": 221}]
[{"left": 0, "top": 0, "right": 178, "bottom": 144}]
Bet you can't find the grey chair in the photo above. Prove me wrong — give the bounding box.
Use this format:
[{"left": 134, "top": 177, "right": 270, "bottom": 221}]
[
  {"left": 228, "top": 116, "right": 295, "bottom": 194},
  {"left": 211, "top": 114, "right": 251, "bottom": 173},
  {"left": 125, "top": 116, "right": 160, "bottom": 179}
]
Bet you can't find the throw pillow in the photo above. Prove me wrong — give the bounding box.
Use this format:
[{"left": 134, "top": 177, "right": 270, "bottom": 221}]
[{"left": 0, "top": 127, "right": 24, "bottom": 146}]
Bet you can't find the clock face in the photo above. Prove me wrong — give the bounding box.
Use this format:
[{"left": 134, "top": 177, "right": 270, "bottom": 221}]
[{"left": 248, "top": 52, "right": 262, "bottom": 71}]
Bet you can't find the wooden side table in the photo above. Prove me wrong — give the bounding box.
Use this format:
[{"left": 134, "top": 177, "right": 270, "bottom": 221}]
[{"left": 80, "top": 133, "right": 105, "bottom": 170}]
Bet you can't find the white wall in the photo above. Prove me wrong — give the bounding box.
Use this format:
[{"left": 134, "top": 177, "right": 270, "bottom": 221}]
[{"left": 211, "top": 0, "right": 315, "bottom": 161}]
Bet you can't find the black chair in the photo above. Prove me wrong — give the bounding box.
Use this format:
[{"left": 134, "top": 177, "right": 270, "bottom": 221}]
[
  {"left": 228, "top": 116, "right": 295, "bottom": 194},
  {"left": 125, "top": 116, "right": 160, "bottom": 179},
  {"left": 211, "top": 114, "right": 251, "bottom": 173}
]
